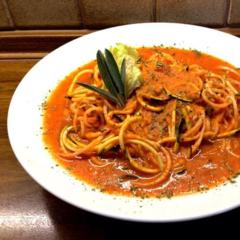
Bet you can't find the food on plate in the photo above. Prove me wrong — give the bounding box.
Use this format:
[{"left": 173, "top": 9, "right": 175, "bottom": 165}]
[{"left": 43, "top": 43, "right": 240, "bottom": 198}]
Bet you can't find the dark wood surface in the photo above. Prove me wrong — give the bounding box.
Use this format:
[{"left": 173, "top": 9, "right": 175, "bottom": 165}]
[
  {"left": 0, "top": 28, "right": 240, "bottom": 55},
  {"left": 1, "top": 53, "right": 240, "bottom": 239}
]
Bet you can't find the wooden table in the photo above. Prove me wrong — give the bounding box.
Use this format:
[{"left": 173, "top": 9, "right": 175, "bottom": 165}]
[{"left": 1, "top": 57, "right": 240, "bottom": 239}]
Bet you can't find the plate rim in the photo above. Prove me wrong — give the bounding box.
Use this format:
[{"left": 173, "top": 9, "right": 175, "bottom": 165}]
[{"left": 7, "top": 22, "right": 240, "bottom": 222}]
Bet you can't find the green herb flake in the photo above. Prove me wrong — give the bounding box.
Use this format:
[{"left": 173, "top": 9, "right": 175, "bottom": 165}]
[
  {"left": 233, "top": 172, "right": 240, "bottom": 179},
  {"left": 228, "top": 177, "right": 236, "bottom": 184},
  {"left": 156, "top": 61, "right": 164, "bottom": 69},
  {"left": 164, "top": 190, "right": 173, "bottom": 199},
  {"left": 199, "top": 185, "right": 209, "bottom": 191},
  {"left": 192, "top": 49, "right": 202, "bottom": 57},
  {"left": 136, "top": 57, "right": 142, "bottom": 64},
  {"left": 130, "top": 185, "right": 138, "bottom": 192},
  {"left": 156, "top": 194, "right": 163, "bottom": 199}
]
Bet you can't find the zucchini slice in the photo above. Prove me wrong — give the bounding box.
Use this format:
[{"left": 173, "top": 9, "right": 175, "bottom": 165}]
[{"left": 164, "top": 87, "right": 193, "bottom": 102}]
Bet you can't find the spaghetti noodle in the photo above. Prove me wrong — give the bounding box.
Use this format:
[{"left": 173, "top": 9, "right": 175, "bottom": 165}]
[{"left": 43, "top": 46, "right": 240, "bottom": 197}]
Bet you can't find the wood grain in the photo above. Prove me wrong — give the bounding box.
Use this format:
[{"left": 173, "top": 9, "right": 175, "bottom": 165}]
[
  {"left": 0, "top": 30, "right": 94, "bottom": 53},
  {"left": 0, "top": 52, "right": 48, "bottom": 59},
  {"left": 0, "top": 28, "right": 239, "bottom": 55}
]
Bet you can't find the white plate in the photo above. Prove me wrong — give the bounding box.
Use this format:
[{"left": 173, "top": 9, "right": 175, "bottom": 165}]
[{"left": 8, "top": 23, "right": 240, "bottom": 222}]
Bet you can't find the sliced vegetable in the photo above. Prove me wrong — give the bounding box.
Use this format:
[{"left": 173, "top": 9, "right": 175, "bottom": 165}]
[
  {"left": 148, "top": 89, "right": 170, "bottom": 101},
  {"left": 110, "top": 43, "right": 143, "bottom": 97},
  {"left": 175, "top": 115, "right": 184, "bottom": 143},
  {"left": 164, "top": 86, "right": 192, "bottom": 102},
  {"left": 136, "top": 92, "right": 166, "bottom": 112},
  {"left": 173, "top": 110, "right": 185, "bottom": 153},
  {"left": 164, "top": 87, "right": 193, "bottom": 102},
  {"left": 181, "top": 106, "right": 192, "bottom": 129}
]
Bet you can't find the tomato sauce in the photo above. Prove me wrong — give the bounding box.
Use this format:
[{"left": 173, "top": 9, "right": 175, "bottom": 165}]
[{"left": 43, "top": 47, "right": 240, "bottom": 198}]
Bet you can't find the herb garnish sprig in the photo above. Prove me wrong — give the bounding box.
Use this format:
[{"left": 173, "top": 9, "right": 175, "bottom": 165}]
[{"left": 79, "top": 49, "right": 126, "bottom": 107}]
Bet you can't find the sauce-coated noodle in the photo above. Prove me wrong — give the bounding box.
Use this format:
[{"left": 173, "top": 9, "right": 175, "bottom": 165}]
[{"left": 43, "top": 47, "right": 240, "bottom": 198}]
